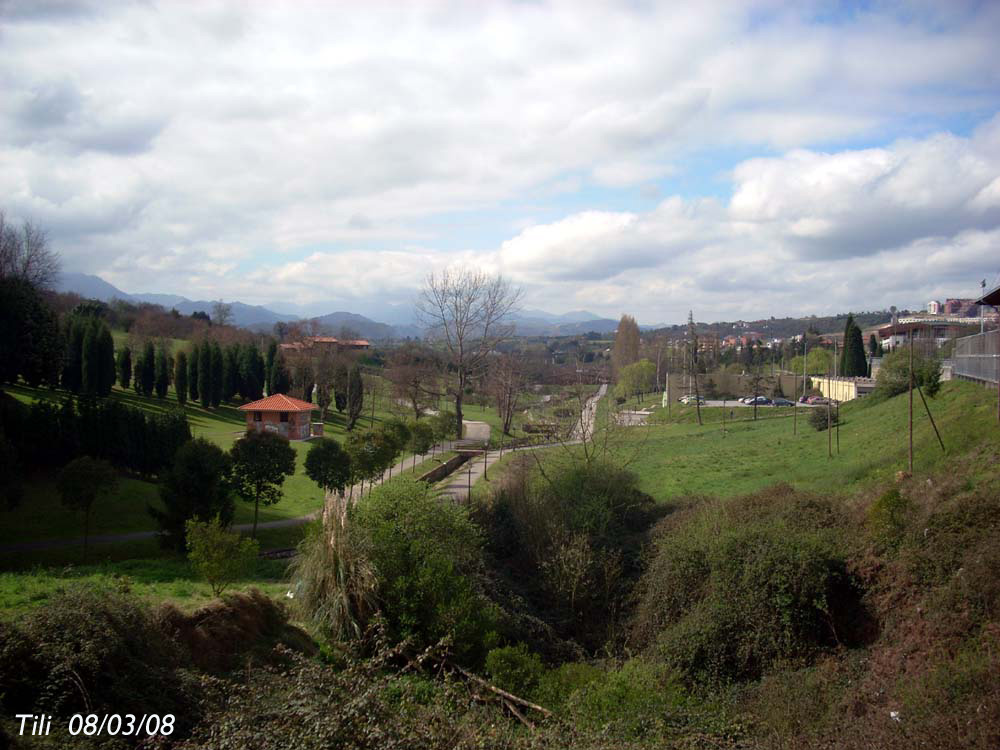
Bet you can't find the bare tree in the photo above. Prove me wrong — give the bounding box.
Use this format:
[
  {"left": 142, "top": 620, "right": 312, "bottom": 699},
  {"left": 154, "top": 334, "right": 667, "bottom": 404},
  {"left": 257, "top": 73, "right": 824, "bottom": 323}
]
[
  {"left": 385, "top": 343, "right": 441, "bottom": 419},
  {"left": 416, "top": 269, "right": 523, "bottom": 438},
  {"left": 490, "top": 353, "right": 526, "bottom": 435},
  {"left": 211, "top": 300, "right": 233, "bottom": 327},
  {"left": 0, "top": 210, "right": 60, "bottom": 289}
]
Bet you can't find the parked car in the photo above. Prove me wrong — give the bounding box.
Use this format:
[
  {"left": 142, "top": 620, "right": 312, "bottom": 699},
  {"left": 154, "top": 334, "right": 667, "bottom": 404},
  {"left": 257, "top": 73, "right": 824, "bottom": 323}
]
[
  {"left": 679, "top": 394, "right": 705, "bottom": 404},
  {"left": 806, "top": 395, "right": 829, "bottom": 405},
  {"left": 772, "top": 397, "right": 794, "bottom": 407},
  {"left": 746, "top": 396, "right": 772, "bottom": 405}
]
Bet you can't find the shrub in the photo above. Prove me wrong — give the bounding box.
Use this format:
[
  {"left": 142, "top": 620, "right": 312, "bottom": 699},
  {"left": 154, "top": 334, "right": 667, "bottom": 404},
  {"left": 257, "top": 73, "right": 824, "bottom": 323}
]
[
  {"left": 289, "top": 521, "right": 378, "bottom": 642},
  {"left": 565, "top": 659, "right": 687, "bottom": 739},
  {"left": 809, "top": 403, "right": 839, "bottom": 431},
  {"left": 874, "top": 347, "right": 942, "bottom": 399},
  {"left": 351, "top": 478, "right": 498, "bottom": 664},
  {"left": 533, "top": 662, "right": 603, "bottom": 712},
  {"left": 867, "top": 487, "right": 912, "bottom": 551},
  {"left": 186, "top": 517, "right": 260, "bottom": 596},
  {"left": 485, "top": 644, "right": 544, "bottom": 697},
  {"left": 153, "top": 437, "right": 234, "bottom": 550}
]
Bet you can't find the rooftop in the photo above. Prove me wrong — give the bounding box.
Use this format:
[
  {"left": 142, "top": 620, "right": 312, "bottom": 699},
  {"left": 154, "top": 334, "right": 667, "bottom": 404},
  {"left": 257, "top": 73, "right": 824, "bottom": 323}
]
[{"left": 238, "top": 393, "right": 316, "bottom": 412}]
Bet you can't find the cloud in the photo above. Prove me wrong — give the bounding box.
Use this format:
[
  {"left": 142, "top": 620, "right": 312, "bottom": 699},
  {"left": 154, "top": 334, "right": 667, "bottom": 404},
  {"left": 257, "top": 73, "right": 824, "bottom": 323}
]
[{"left": 0, "top": 1, "right": 998, "bottom": 322}]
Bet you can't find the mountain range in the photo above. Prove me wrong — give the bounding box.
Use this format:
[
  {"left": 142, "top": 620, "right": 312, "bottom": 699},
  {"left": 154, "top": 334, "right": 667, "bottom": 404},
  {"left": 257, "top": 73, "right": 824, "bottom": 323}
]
[{"left": 55, "top": 272, "right": 621, "bottom": 339}]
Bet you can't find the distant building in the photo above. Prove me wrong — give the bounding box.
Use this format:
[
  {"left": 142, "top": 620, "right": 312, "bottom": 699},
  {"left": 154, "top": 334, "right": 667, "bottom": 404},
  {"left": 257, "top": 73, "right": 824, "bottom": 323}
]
[
  {"left": 927, "top": 300, "right": 941, "bottom": 314},
  {"left": 238, "top": 393, "right": 320, "bottom": 440}
]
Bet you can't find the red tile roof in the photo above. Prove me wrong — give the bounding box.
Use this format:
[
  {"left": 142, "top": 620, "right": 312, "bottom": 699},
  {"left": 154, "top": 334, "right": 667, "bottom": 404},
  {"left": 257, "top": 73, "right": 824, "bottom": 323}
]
[{"left": 238, "top": 394, "right": 316, "bottom": 412}]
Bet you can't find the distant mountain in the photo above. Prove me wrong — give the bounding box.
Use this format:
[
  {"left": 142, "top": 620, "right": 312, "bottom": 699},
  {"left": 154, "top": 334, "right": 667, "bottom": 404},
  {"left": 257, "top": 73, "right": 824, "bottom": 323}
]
[
  {"left": 55, "top": 272, "right": 134, "bottom": 302},
  {"left": 164, "top": 299, "right": 297, "bottom": 328},
  {"left": 516, "top": 308, "right": 602, "bottom": 324},
  {"left": 131, "top": 292, "right": 190, "bottom": 307},
  {"left": 310, "top": 311, "right": 397, "bottom": 341}
]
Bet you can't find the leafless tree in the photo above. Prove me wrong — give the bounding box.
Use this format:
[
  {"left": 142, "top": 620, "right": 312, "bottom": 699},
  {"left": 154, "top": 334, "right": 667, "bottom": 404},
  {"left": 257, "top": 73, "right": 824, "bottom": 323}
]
[
  {"left": 0, "top": 210, "right": 60, "bottom": 289},
  {"left": 211, "top": 300, "right": 233, "bottom": 327},
  {"left": 490, "top": 353, "right": 526, "bottom": 435},
  {"left": 385, "top": 343, "right": 441, "bottom": 419},
  {"left": 416, "top": 269, "right": 523, "bottom": 438}
]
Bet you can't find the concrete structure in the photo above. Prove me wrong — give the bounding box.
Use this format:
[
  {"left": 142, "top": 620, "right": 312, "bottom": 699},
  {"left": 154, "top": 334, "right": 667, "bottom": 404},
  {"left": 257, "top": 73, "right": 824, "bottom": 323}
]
[
  {"left": 238, "top": 393, "right": 321, "bottom": 440},
  {"left": 813, "top": 376, "right": 877, "bottom": 402},
  {"left": 927, "top": 300, "right": 941, "bottom": 314},
  {"left": 878, "top": 320, "right": 982, "bottom": 350}
]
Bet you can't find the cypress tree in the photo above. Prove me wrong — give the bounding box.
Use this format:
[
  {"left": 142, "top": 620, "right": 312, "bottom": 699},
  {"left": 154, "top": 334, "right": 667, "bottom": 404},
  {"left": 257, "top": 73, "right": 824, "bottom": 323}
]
[
  {"left": 846, "top": 321, "right": 867, "bottom": 377},
  {"left": 188, "top": 347, "right": 199, "bottom": 403},
  {"left": 199, "top": 341, "right": 212, "bottom": 408},
  {"left": 210, "top": 341, "right": 224, "bottom": 408},
  {"left": 154, "top": 344, "right": 170, "bottom": 399},
  {"left": 222, "top": 344, "right": 239, "bottom": 403},
  {"left": 238, "top": 344, "right": 264, "bottom": 401},
  {"left": 839, "top": 315, "right": 855, "bottom": 376},
  {"left": 265, "top": 340, "right": 277, "bottom": 395},
  {"left": 346, "top": 365, "right": 364, "bottom": 430},
  {"left": 62, "top": 318, "right": 85, "bottom": 393},
  {"left": 175, "top": 351, "right": 188, "bottom": 406},
  {"left": 333, "top": 362, "right": 349, "bottom": 412},
  {"left": 98, "top": 325, "right": 115, "bottom": 396},
  {"left": 141, "top": 341, "right": 156, "bottom": 397},
  {"left": 81, "top": 320, "right": 101, "bottom": 396},
  {"left": 269, "top": 350, "right": 291, "bottom": 395},
  {"left": 133, "top": 351, "right": 144, "bottom": 395},
  {"left": 117, "top": 346, "right": 132, "bottom": 391}
]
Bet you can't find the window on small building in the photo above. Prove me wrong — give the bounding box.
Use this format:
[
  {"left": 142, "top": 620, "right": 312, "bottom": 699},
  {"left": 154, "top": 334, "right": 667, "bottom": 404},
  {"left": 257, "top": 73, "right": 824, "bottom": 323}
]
[
  {"left": 280, "top": 412, "right": 289, "bottom": 422},
  {"left": 253, "top": 411, "right": 262, "bottom": 422}
]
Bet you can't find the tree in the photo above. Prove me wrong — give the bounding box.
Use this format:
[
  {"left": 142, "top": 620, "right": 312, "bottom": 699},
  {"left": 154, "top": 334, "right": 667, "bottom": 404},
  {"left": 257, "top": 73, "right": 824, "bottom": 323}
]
[
  {"left": 686, "top": 311, "right": 703, "bottom": 425},
  {"left": 186, "top": 517, "right": 259, "bottom": 597},
  {"left": 407, "top": 419, "right": 435, "bottom": 469},
  {"left": 346, "top": 364, "right": 364, "bottom": 430},
  {"left": 0, "top": 278, "right": 62, "bottom": 389},
  {"left": 269, "top": 350, "right": 291, "bottom": 395},
  {"left": 489, "top": 353, "right": 524, "bottom": 435},
  {"left": 199, "top": 341, "right": 212, "bottom": 408},
  {"left": 210, "top": 341, "right": 224, "bottom": 408},
  {"left": 188, "top": 346, "right": 200, "bottom": 403},
  {"left": 140, "top": 340, "right": 156, "bottom": 397},
  {"left": 81, "top": 320, "right": 101, "bottom": 396},
  {"left": 228, "top": 430, "right": 296, "bottom": 537},
  {"left": 61, "top": 317, "right": 86, "bottom": 393},
  {"left": 385, "top": 344, "right": 440, "bottom": 419},
  {"left": 151, "top": 437, "right": 233, "bottom": 550},
  {"left": 314, "top": 350, "right": 334, "bottom": 419},
  {"left": 97, "top": 325, "right": 115, "bottom": 396},
  {"left": 56, "top": 456, "right": 118, "bottom": 562},
  {"left": 264, "top": 340, "right": 278, "bottom": 394},
  {"left": 380, "top": 417, "right": 411, "bottom": 474},
  {"left": 304, "top": 438, "right": 352, "bottom": 497},
  {"left": 868, "top": 333, "right": 882, "bottom": 359},
  {"left": 416, "top": 269, "right": 522, "bottom": 439},
  {"left": 238, "top": 344, "right": 265, "bottom": 401},
  {"left": 154, "top": 343, "right": 170, "bottom": 399},
  {"left": 222, "top": 344, "right": 239, "bottom": 403},
  {"left": 839, "top": 315, "right": 869, "bottom": 378},
  {"left": 211, "top": 300, "right": 233, "bottom": 327},
  {"left": 611, "top": 314, "right": 641, "bottom": 379},
  {"left": 174, "top": 350, "right": 188, "bottom": 406},
  {"left": 875, "top": 347, "right": 942, "bottom": 399},
  {"left": 333, "top": 362, "right": 349, "bottom": 412},
  {"left": 615, "top": 359, "right": 656, "bottom": 403},
  {"left": 0, "top": 210, "right": 60, "bottom": 289}
]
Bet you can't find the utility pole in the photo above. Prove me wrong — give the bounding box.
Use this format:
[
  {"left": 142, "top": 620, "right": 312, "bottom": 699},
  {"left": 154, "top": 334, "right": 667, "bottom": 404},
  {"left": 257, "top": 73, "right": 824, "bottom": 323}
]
[
  {"left": 982, "top": 279, "right": 987, "bottom": 334},
  {"left": 908, "top": 329, "right": 914, "bottom": 475},
  {"left": 802, "top": 338, "right": 808, "bottom": 400}
]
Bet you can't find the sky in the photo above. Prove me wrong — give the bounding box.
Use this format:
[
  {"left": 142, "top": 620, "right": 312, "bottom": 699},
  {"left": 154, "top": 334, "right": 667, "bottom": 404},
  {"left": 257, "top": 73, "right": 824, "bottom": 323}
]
[{"left": 2, "top": 0, "right": 1000, "bottom": 325}]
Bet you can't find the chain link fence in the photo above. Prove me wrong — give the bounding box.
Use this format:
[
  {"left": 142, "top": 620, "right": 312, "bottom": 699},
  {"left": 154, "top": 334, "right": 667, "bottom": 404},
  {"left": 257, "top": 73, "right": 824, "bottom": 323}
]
[{"left": 952, "top": 330, "right": 1000, "bottom": 385}]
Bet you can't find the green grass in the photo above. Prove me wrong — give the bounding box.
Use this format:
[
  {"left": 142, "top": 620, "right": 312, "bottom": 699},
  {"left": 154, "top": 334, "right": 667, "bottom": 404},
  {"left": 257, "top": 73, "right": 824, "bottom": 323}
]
[
  {"left": 0, "top": 555, "right": 291, "bottom": 616},
  {"left": 110, "top": 329, "right": 189, "bottom": 356},
  {"left": 476, "top": 381, "right": 1000, "bottom": 506}
]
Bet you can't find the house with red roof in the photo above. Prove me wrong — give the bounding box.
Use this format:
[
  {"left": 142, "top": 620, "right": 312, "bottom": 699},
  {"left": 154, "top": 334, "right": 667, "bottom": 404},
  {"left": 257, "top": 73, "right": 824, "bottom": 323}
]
[{"left": 238, "top": 393, "right": 321, "bottom": 440}]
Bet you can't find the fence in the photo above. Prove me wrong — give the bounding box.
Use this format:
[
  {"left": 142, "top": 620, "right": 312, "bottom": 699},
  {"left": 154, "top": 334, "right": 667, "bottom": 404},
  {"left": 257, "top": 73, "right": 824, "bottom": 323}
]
[{"left": 952, "top": 330, "right": 1000, "bottom": 385}]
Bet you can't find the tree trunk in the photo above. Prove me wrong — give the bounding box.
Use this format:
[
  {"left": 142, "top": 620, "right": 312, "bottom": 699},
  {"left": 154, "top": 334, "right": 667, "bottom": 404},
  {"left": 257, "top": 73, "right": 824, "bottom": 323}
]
[
  {"left": 455, "top": 389, "right": 464, "bottom": 440},
  {"left": 252, "top": 493, "right": 260, "bottom": 538}
]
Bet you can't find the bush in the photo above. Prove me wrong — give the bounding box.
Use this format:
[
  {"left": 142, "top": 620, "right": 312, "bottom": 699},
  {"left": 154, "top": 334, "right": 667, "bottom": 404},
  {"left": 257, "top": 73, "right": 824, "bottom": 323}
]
[
  {"left": 186, "top": 517, "right": 260, "bottom": 596},
  {"left": 867, "top": 487, "right": 912, "bottom": 551},
  {"left": 809, "top": 403, "right": 839, "bottom": 431},
  {"left": 153, "top": 437, "right": 234, "bottom": 550},
  {"left": 565, "top": 659, "right": 687, "bottom": 739},
  {"left": 485, "top": 644, "right": 544, "bottom": 697},
  {"left": 533, "top": 661, "right": 603, "bottom": 712},
  {"left": 351, "top": 478, "right": 498, "bottom": 664},
  {"left": 874, "top": 347, "right": 942, "bottom": 399}
]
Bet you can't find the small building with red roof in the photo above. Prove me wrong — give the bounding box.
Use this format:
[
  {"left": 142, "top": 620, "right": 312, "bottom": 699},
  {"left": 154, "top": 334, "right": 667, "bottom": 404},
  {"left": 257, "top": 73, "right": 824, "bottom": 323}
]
[{"left": 238, "top": 393, "right": 321, "bottom": 440}]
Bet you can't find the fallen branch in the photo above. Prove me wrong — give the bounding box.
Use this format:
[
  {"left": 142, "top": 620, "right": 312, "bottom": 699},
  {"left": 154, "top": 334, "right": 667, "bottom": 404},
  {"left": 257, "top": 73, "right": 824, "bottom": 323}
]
[{"left": 450, "top": 662, "right": 553, "bottom": 718}]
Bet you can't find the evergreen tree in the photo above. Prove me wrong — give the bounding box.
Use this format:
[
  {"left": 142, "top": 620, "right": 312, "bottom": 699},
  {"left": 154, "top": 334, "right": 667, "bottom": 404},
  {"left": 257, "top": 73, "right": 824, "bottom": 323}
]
[
  {"left": 210, "top": 341, "right": 224, "bottom": 407},
  {"left": 140, "top": 341, "right": 156, "bottom": 396},
  {"left": 845, "top": 319, "right": 867, "bottom": 377},
  {"left": 269, "top": 350, "right": 291, "bottom": 395},
  {"left": 154, "top": 344, "right": 170, "bottom": 399},
  {"left": 222, "top": 344, "right": 239, "bottom": 403},
  {"left": 62, "top": 317, "right": 86, "bottom": 393},
  {"left": 868, "top": 333, "right": 880, "bottom": 359},
  {"left": 346, "top": 364, "right": 364, "bottom": 430},
  {"left": 175, "top": 351, "right": 188, "bottom": 406},
  {"left": 0, "top": 277, "right": 62, "bottom": 389},
  {"left": 265, "top": 340, "right": 278, "bottom": 394},
  {"left": 116, "top": 346, "right": 132, "bottom": 391},
  {"left": 198, "top": 341, "right": 212, "bottom": 408},
  {"left": 333, "top": 362, "right": 349, "bottom": 412},
  {"left": 97, "top": 325, "right": 115, "bottom": 396},
  {"left": 132, "top": 350, "right": 144, "bottom": 395},
  {"left": 238, "top": 345, "right": 264, "bottom": 401},
  {"left": 80, "top": 319, "right": 101, "bottom": 396},
  {"left": 188, "top": 347, "right": 199, "bottom": 403}
]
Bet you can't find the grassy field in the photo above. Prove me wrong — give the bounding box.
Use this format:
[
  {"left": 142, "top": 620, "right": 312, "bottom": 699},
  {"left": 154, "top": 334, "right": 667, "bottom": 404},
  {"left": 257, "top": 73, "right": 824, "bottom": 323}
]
[
  {"left": 2, "top": 380, "right": 442, "bottom": 557},
  {"left": 0, "top": 553, "right": 292, "bottom": 615},
  {"left": 476, "top": 380, "right": 1000, "bottom": 505}
]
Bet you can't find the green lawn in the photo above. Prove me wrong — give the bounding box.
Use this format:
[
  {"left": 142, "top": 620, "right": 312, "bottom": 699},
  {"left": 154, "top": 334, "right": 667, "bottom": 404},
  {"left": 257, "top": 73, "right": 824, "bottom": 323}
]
[
  {"left": 0, "top": 555, "right": 292, "bottom": 616},
  {"left": 476, "top": 381, "right": 1000, "bottom": 505}
]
